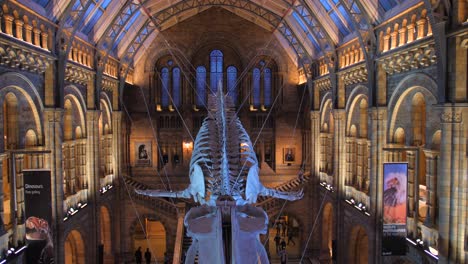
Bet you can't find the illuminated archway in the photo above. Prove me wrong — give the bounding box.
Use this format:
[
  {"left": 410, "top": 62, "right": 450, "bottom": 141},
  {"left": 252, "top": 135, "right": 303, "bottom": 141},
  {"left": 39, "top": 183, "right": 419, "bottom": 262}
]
[
  {"left": 64, "top": 230, "right": 85, "bottom": 264},
  {"left": 321, "top": 203, "right": 334, "bottom": 260},
  {"left": 100, "top": 206, "right": 113, "bottom": 263},
  {"left": 348, "top": 225, "right": 368, "bottom": 264},
  {"left": 132, "top": 218, "right": 166, "bottom": 262}
]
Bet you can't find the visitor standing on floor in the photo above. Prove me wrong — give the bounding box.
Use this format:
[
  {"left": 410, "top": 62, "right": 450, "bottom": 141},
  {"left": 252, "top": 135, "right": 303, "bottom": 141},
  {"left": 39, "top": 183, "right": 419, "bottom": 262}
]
[
  {"left": 135, "top": 247, "right": 143, "bottom": 264},
  {"left": 279, "top": 247, "right": 288, "bottom": 264},
  {"left": 144, "top": 248, "right": 151, "bottom": 264},
  {"left": 274, "top": 233, "right": 282, "bottom": 252}
]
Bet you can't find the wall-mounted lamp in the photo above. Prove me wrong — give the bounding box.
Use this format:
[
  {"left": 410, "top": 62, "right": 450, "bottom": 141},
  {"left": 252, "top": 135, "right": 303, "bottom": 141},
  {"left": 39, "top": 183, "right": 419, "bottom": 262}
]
[{"left": 183, "top": 141, "right": 193, "bottom": 150}]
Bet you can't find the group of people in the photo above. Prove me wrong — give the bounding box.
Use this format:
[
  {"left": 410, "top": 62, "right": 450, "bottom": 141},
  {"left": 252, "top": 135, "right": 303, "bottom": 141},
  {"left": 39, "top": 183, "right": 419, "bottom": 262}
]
[
  {"left": 272, "top": 218, "right": 298, "bottom": 264},
  {"left": 134, "top": 247, "right": 152, "bottom": 264},
  {"left": 135, "top": 247, "right": 171, "bottom": 264}
]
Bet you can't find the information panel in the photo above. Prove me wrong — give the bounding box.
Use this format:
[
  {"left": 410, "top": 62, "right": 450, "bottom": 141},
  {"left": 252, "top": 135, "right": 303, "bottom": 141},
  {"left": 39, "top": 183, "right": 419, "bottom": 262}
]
[
  {"left": 23, "top": 170, "right": 54, "bottom": 263},
  {"left": 382, "top": 163, "right": 407, "bottom": 256}
]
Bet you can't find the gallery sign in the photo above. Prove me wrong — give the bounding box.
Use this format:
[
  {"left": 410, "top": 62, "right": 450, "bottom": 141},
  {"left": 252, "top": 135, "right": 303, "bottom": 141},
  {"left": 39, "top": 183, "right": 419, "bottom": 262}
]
[
  {"left": 382, "top": 163, "right": 407, "bottom": 256},
  {"left": 23, "top": 170, "right": 54, "bottom": 263}
]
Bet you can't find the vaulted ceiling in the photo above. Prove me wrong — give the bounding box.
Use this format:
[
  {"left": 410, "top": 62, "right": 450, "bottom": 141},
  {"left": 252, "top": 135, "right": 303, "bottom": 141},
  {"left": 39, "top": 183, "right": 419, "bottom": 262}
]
[{"left": 28, "top": 0, "right": 416, "bottom": 68}]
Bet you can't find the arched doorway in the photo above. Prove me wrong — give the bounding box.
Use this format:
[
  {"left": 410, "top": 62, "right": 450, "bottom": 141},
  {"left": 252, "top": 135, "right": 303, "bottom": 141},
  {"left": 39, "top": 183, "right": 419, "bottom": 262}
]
[
  {"left": 64, "top": 230, "right": 85, "bottom": 264},
  {"left": 267, "top": 213, "right": 301, "bottom": 259},
  {"left": 348, "top": 225, "right": 368, "bottom": 264},
  {"left": 133, "top": 218, "right": 166, "bottom": 262},
  {"left": 100, "top": 206, "right": 113, "bottom": 263},
  {"left": 321, "top": 203, "right": 333, "bottom": 260}
]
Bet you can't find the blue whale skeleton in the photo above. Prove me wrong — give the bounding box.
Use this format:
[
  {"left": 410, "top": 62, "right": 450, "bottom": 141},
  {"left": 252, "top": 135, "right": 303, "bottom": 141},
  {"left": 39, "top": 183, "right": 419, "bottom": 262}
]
[{"left": 136, "top": 88, "right": 303, "bottom": 263}]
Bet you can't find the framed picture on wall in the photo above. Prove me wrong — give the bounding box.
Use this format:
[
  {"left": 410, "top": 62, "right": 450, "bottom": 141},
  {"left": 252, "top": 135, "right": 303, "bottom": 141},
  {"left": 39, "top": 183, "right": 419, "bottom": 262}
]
[
  {"left": 135, "top": 142, "right": 151, "bottom": 166},
  {"left": 283, "top": 147, "right": 295, "bottom": 163}
]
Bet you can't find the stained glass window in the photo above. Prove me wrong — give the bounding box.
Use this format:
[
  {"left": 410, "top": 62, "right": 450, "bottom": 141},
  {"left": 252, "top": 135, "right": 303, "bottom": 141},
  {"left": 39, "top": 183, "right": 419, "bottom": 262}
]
[
  {"left": 210, "top": 50, "right": 223, "bottom": 93},
  {"left": 264, "top": 68, "right": 272, "bottom": 107},
  {"left": 196, "top": 66, "right": 206, "bottom": 107},
  {"left": 172, "top": 68, "right": 181, "bottom": 107},
  {"left": 161, "top": 68, "right": 170, "bottom": 107},
  {"left": 227, "top": 66, "right": 238, "bottom": 104},
  {"left": 252, "top": 68, "right": 261, "bottom": 107}
]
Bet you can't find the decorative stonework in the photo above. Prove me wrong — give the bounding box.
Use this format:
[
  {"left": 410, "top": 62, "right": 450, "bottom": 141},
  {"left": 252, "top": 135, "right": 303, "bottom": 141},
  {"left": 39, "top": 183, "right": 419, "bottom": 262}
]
[
  {"left": 369, "top": 109, "right": 385, "bottom": 120},
  {"left": 0, "top": 42, "right": 53, "bottom": 73},
  {"left": 315, "top": 76, "right": 331, "bottom": 91},
  {"left": 65, "top": 63, "right": 94, "bottom": 85},
  {"left": 440, "top": 110, "right": 462, "bottom": 123},
  {"left": 102, "top": 76, "right": 119, "bottom": 92},
  {"left": 380, "top": 42, "right": 436, "bottom": 75},
  {"left": 339, "top": 63, "right": 367, "bottom": 85}
]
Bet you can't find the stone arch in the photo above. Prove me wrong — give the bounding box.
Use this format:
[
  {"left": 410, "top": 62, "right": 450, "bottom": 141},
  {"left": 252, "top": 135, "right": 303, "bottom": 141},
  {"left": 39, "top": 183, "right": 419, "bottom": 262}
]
[
  {"left": 345, "top": 85, "right": 368, "bottom": 137},
  {"left": 388, "top": 74, "right": 438, "bottom": 146},
  {"left": 348, "top": 225, "right": 369, "bottom": 264},
  {"left": 128, "top": 213, "right": 170, "bottom": 261},
  {"left": 321, "top": 203, "right": 334, "bottom": 260},
  {"left": 100, "top": 206, "right": 113, "bottom": 264},
  {"left": 64, "top": 86, "right": 87, "bottom": 137},
  {"left": 99, "top": 94, "right": 113, "bottom": 135},
  {"left": 24, "top": 129, "right": 37, "bottom": 147},
  {"left": 0, "top": 73, "right": 44, "bottom": 150},
  {"left": 64, "top": 230, "right": 86, "bottom": 264},
  {"left": 320, "top": 94, "right": 333, "bottom": 133}
]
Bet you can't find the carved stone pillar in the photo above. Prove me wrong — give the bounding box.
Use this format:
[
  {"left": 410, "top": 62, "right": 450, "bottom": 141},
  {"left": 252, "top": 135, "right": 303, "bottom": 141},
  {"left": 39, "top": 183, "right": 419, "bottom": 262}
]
[
  {"left": 422, "top": 149, "right": 438, "bottom": 227},
  {"left": 437, "top": 107, "right": 463, "bottom": 263},
  {"left": 86, "top": 110, "right": 100, "bottom": 263},
  {"left": 416, "top": 18, "right": 426, "bottom": 39},
  {"left": 112, "top": 111, "right": 123, "bottom": 181},
  {"left": 172, "top": 203, "right": 186, "bottom": 264},
  {"left": 369, "top": 107, "right": 387, "bottom": 264},
  {"left": 41, "top": 30, "right": 48, "bottom": 50},
  {"left": 333, "top": 109, "right": 346, "bottom": 193},
  {"left": 407, "top": 23, "right": 415, "bottom": 43},
  {"left": 14, "top": 19, "right": 24, "bottom": 40},
  {"left": 390, "top": 31, "right": 398, "bottom": 49},
  {"left": 24, "top": 23, "right": 33, "bottom": 44},
  {"left": 4, "top": 15, "right": 14, "bottom": 36},
  {"left": 398, "top": 27, "right": 407, "bottom": 46},
  {"left": 310, "top": 111, "right": 321, "bottom": 178},
  {"left": 33, "top": 26, "right": 41, "bottom": 47},
  {"left": 43, "top": 108, "right": 64, "bottom": 262}
]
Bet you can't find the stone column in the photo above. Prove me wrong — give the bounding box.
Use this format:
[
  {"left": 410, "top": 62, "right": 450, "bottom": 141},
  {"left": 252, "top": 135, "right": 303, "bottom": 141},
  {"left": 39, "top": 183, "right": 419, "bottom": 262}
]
[
  {"left": 43, "top": 108, "right": 64, "bottom": 263},
  {"left": 309, "top": 110, "right": 322, "bottom": 258},
  {"left": 332, "top": 109, "right": 346, "bottom": 264},
  {"left": 422, "top": 149, "right": 438, "bottom": 227},
  {"left": 172, "top": 203, "right": 186, "bottom": 264},
  {"left": 437, "top": 107, "right": 463, "bottom": 263},
  {"left": 310, "top": 111, "right": 321, "bottom": 178},
  {"left": 332, "top": 109, "right": 346, "bottom": 193},
  {"left": 86, "top": 110, "right": 101, "bottom": 263},
  {"left": 369, "top": 107, "right": 387, "bottom": 264},
  {"left": 112, "top": 111, "right": 123, "bottom": 182},
  {"left": 0, "top": 154, "right": 7, "bottom": 251}
]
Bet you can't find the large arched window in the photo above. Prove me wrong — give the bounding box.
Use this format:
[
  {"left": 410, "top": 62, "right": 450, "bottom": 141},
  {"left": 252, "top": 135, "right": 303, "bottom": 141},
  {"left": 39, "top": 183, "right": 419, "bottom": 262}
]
[
  {"left": 264, "top": 68, "right": 272, "bottom": 107},
  {"left": 172, "top": 67, "right": 181, "bottom": 107},
  {"left": 227, "top": 66, "right": 238, "bottom": 103},
  {"left": 252, "top": 68, "right": 261, "bottom": 107},
  {"left": 196, "top": 66, "right": 206, "bottom": 107},
  {"left": 251, "top": 60, "right": 274, "bottom": 108},
  {"left": 161, "top": 67, "right": 170, "bottom": 107},
  {"left": 210, "top": 50, "right": 223, "bottom": 93}
]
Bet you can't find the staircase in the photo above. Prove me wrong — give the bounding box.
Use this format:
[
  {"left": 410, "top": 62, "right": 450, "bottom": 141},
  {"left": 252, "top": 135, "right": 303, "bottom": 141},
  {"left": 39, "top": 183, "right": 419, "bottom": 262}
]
[
  {"left": 122, "top": 176, "right": 178, "bottom": 217},
  {"left": 256, "top": 172, "right": 310, "bottom": 216}
]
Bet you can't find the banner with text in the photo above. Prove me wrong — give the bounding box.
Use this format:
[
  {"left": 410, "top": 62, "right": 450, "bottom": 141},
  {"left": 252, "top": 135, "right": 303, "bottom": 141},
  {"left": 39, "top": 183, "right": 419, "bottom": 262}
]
[
  {"left": 23, "top": 170, "right": 54, "bottom": 263},
  {"left": 382, "top": 163, "right": 407, "bottom": 256}
]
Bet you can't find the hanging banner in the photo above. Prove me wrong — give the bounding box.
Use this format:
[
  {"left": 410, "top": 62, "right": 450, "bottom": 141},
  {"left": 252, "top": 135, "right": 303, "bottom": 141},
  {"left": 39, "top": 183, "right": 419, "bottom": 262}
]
[
  {"left": 382, "top": 163, "right": 407, "bottom": 256},
  {"left": 23, "top": 170, "right": 54, "bottom": 264}
]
